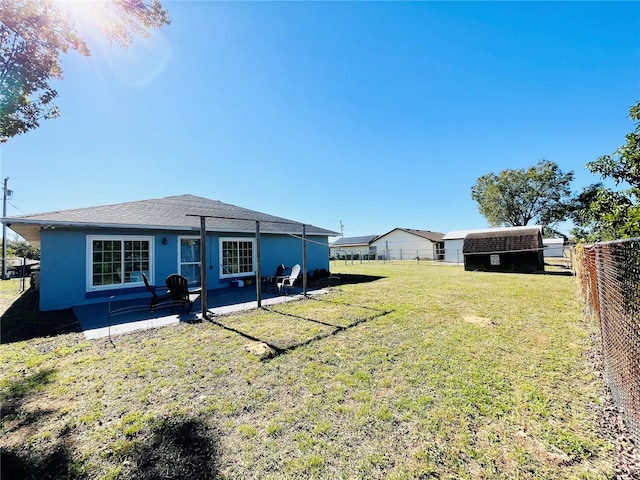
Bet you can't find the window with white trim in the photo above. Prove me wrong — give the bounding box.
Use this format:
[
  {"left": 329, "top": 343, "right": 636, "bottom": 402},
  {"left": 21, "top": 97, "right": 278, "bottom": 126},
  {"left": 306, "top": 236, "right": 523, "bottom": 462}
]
[
  {"left": 220, "top": 238, "right": 255, "bottom": 278},
  {"left": 88, "top": 236, "right": 153, "bottom": 290},
  {"left": 179, "top": 237, "right": 201, "bottom": 285}
]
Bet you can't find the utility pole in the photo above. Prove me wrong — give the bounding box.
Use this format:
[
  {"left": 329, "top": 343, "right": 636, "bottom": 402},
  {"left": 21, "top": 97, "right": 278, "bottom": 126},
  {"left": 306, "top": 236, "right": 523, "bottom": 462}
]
[
  {"left": 2, "top": 177, "right": 11, "bottom": 280},
  {"left": 339, "top": 220, "right": 344, "bottom": 237}
]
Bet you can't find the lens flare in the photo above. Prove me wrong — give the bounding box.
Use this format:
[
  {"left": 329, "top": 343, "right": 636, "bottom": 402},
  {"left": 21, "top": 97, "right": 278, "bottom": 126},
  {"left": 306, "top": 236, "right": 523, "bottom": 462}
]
[{"left": 53, "top": 0, "right": 171, "bottom": 87}]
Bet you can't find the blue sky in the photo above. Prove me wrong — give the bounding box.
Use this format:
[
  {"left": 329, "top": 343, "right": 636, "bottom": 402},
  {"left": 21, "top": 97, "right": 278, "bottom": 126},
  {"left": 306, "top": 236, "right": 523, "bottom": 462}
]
[{"left": 1, "top": 1, "right": 639, "bottom": 238}]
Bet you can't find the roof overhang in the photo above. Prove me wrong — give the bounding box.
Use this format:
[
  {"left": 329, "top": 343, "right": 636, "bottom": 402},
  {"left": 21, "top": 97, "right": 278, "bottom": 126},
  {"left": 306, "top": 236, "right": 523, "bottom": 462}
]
[{"left": 3, "top": 218, "right": 336, "bottom": 249}]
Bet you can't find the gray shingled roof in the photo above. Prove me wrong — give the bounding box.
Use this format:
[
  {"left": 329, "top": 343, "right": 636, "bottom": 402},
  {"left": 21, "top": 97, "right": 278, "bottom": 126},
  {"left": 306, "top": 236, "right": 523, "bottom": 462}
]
[
  {"left": 375, "top": 228, "right": 444, "bottom": 243},
  {"left": 398, "top": 228, "right": 444, "bottom": 243},
  {"left": 3, "top": 194, "right": 338, "bottom": 246},
  {"left": 330, "top": 235, "right": 377, "bottom": 247}
]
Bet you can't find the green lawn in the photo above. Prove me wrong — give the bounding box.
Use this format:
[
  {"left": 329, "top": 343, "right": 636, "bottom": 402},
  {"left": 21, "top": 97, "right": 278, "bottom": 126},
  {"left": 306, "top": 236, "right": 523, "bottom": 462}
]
[{"left": 1, "top": 262, "right": 613, "bottom": 479}]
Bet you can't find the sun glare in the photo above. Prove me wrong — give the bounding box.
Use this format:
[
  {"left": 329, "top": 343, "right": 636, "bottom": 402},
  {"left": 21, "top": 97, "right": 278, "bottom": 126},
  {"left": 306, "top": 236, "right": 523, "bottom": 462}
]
[
  {"left": 54, "top": 0, "right": 105, "bottom": 32},
  {"left": 52, "top": 0, "right": 171, "bottom": 87}
]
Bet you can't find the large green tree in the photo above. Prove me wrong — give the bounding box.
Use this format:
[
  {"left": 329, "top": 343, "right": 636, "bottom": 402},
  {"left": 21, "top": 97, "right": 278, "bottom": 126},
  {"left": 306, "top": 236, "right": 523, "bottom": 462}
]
[
  {"left": 7, "top": 238, "right": 40, "bottom": 259},
  {"left": 471, "top": 160, "right": 574, "bottom": 228},
  {"left": 0, "top": 0, "right": 170, "bottom": 140},
  {"left": 574, "top": 100, "right": 640, "bottom": 241}
]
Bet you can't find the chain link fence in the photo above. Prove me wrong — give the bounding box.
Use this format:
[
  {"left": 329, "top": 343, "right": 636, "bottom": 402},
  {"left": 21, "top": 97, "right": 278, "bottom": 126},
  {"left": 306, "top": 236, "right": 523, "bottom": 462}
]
[
  {"left": 574, "top": 239, "right": 640, "bottom": 444},
  {"left": 331, "top": 247, "right": 441, "bottom": 263}
]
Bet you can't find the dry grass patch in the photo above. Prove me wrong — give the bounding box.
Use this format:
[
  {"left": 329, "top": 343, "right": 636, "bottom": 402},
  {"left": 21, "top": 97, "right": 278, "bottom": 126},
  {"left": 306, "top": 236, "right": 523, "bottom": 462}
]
[{"left": 463, "top": 315, "right": 496, "bottom": 327}]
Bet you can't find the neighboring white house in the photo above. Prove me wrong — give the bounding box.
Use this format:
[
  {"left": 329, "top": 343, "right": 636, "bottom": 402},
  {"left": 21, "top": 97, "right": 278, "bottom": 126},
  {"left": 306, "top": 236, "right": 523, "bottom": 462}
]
[
  {"left": 542, "top": 238, "right": 565, "bottom": 257},
  {"left": 370, "top": 228, "right": 444, "bottom": 260},
  {"left": 443, "top": 226, "right": 543, "bottom": 264},
  {"left": 329, "top": 235, "right": 378, "bottom": 259}
]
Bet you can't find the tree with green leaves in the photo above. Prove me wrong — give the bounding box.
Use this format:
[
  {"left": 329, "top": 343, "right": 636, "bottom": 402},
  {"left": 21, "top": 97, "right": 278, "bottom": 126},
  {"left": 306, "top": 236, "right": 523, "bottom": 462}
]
[
  {"left": 574, "top": 100, "right": 640, "bottom": 241},
  {"left": 0, "top": 0, "right": 170, "bottom": 140},
  {"left": 470, "top": 160, "right": 574, "bottom": 228},
  {"left": 7, "top": 238, "right": 40, "bottom": 259}
]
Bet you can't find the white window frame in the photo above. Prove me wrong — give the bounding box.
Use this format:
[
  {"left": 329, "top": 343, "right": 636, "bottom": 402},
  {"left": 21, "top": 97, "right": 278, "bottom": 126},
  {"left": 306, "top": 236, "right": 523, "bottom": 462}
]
[
  {"left": 86, "top": 235, "right": 154, "bottom": 292},
  {"left": 178, "top": 236, "right": 201, "bottom": 285},
  {"left": 219, "top": 237, "right": 256, "bottom": 279}
]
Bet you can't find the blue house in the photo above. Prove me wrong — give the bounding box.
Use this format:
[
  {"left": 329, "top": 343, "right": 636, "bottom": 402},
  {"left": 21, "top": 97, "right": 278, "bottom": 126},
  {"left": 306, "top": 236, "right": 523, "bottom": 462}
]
[{"left": 3, "top": 194, "right": 338, "bottom": 311}]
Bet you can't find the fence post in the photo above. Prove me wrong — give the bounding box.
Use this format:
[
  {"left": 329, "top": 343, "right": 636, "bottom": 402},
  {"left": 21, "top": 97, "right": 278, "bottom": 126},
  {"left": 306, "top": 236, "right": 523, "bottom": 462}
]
[{"left": 21, "top": 257, "right": 26, "bottom": 292}]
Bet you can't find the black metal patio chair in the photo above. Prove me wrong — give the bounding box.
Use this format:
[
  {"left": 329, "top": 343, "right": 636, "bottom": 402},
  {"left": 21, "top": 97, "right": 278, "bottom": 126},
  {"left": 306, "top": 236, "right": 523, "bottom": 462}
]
[
  {"left": 142, "top": 272, "right": 171, "bottom": 311},
  {"left": 165, "top": 274, "right": 202, "bottom": 312}
]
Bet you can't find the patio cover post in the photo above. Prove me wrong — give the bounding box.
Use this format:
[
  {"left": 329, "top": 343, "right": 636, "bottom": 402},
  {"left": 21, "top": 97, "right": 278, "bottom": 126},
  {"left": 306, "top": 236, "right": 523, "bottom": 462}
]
[
  {"left": 199, "top": 216, "right": 208, "bottom": 320},
  {"left": 302, "top": 224, "right": 307, "bottom": 296},
  {"left": 255, "top": 220, "right": 262, "bottom": 308}
]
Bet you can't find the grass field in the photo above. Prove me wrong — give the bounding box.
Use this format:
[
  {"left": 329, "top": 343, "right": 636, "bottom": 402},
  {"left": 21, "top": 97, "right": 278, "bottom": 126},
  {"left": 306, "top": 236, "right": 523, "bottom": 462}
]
[{"left": 1, "top": 262, "right": 614, "bottom": 479}]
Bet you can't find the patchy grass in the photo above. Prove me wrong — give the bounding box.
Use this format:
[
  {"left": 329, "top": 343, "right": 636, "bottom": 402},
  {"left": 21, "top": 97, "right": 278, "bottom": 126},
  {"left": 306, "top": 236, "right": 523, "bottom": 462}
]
[{"left": 1, "top": 264, "right": 614, "bottom": 479}]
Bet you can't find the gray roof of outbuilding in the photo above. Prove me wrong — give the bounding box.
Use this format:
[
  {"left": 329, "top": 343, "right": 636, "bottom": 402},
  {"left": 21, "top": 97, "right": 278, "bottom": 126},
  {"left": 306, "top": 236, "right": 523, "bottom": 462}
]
[
  {"left": 330, "top": 235, "right": 378, "bottom": 247},
  {"left": 3, "top": 194, "right": 339, "bottom": 247}
]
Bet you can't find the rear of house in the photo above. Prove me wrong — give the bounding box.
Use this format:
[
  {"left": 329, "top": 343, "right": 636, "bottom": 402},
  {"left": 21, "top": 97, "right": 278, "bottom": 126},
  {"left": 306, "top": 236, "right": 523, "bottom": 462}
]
[{"left": 3, "top": 195, "right": 338, "bottom": 311}]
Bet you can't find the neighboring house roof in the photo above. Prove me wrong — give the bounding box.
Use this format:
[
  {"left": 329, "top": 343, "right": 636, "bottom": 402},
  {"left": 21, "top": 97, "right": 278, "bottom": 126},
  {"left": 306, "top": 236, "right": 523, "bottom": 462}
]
[
  {"left": 3, "top": 194, "right": 339, "bottom": 247},
  {"left": 373, "top": 228, "right": 444, "bottom": 243},
  {"left": 542, "top": 238, "right": 564, "bottom": 245},
  {"left": 330, "top": 235, "right": 378, "bottom": 248},
  {"left": 444, "top": 225, "right": 541, "bottom": 241},
  {"left": 463, "top": 227, "right": 543, "bottom": 255},
  {"left": 5, "top": 258, "right": 40, "bottom": 267}
]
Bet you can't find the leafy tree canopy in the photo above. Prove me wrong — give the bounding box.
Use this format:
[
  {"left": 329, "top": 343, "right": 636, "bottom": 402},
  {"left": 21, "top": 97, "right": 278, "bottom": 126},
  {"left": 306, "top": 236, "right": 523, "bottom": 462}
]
[
  {"left": 6, "top": 238, "right": 40, "bottom": 260},
  {"left": 471, "top": 160, "right": 574, "bottom": 228},
  {"left": 572, "top": 101, "right": 640, "bottom": 241},
  {"left": 587, "top": 101, "right": 640, "bottom": 194},
  {"left": 0, "top": 0, "right": 170, "bottom": 140}
]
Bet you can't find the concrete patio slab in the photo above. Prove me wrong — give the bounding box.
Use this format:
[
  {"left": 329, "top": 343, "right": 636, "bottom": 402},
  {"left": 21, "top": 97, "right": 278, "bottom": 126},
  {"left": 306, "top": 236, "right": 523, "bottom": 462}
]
[{"left": 74, "top": 286, "right": 326, "bottom": 340}]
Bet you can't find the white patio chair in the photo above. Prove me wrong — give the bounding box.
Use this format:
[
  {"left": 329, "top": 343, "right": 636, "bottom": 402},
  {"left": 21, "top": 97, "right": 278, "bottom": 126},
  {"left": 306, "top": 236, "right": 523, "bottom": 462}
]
[{"left": 277, "top": 263, "right": 300, "bottom": 294}]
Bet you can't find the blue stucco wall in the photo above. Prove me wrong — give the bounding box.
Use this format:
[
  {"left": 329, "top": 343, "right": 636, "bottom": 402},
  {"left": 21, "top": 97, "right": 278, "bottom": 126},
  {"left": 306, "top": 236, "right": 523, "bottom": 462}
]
[{"left": 38, "top": 228, "right": 330, "bottom": 311}]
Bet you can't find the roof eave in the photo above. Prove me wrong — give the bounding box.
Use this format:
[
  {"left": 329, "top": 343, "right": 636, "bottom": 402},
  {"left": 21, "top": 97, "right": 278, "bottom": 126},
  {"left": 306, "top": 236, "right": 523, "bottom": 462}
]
[{"left": 3, "top": 218, "right": 337, "bottom": 246}]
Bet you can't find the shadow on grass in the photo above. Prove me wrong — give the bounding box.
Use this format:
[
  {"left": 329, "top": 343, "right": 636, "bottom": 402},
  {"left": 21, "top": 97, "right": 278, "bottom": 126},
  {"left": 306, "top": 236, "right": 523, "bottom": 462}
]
[
  {"left": 1, "top": 288, "right": 81, "bottom": 344},
  {"left": 543, "top": 270, "right": 574, "bottom": 276},
  {"left": 2, "top": 368, "right": 58, "bottom": 419},
  {"left": 323, "top": 273, "right": 386, "bottom": 285},
  {"left": 1, "top": 444, "right": 74, "bottom": 480},
  {"left": 2, "top": 392, "right": 221, "bottom": 480},
  {"left": 1, "top": 368, "right": 72, "bottom": 479},
  {"left": 208, "top": 296, "right": 393, "bottom": 360},
  {"left": 122, "top": 416, "right": 221, "bottom": 480}
]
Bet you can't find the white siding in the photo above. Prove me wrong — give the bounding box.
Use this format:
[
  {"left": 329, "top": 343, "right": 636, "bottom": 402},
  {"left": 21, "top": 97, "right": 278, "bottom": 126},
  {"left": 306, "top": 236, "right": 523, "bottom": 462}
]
[
  {"left": 370, "top": 230, "right": 437, "bottom": 260},
  {"left": 543, "top": 238, "right": 564, "bottom": 257},
  {"left": 330, "top": 245, "right": 371, "bottom": 258},
  {"left": 444, "top": 239, "right": 465, "bottom": 264}
]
